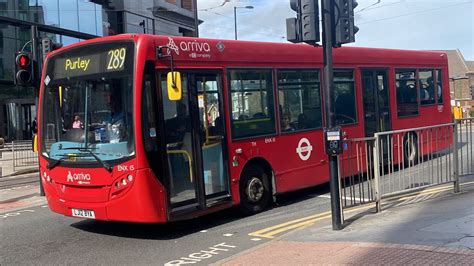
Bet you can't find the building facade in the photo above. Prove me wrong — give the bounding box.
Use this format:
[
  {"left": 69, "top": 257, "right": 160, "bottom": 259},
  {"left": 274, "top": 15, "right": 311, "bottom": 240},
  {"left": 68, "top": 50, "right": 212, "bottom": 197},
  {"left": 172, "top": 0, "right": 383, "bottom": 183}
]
[
  {"left": 0, "top": 0, "right": 198, "bottom": 141},
  {"left": 442, "top": 50, "right": 474, "bottom": 118}
]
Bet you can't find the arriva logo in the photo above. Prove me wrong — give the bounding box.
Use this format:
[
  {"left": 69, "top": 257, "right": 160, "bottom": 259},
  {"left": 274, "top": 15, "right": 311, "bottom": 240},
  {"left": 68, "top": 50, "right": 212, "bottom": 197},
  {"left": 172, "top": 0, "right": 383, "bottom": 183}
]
[
  {"left": 166, "top": 37, "right": 211, "bottom": 56},
  {"left": 67, "top": 171, "right": 91, "bottom": 183}
]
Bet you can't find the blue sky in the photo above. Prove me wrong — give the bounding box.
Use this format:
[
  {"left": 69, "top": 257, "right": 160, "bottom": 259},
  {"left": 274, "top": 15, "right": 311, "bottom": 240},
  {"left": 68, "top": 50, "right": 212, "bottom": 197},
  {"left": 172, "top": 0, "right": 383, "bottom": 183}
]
[{"left": 197, "top": 0, "right": 474, "bottom": 60}]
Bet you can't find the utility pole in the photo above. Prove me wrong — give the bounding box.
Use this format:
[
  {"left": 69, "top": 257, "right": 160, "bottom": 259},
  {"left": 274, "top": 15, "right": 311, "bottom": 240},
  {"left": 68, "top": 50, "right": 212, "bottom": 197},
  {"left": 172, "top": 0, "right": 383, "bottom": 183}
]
[{"left": 321, "top": 0, "right": 343, "bottom": 230}]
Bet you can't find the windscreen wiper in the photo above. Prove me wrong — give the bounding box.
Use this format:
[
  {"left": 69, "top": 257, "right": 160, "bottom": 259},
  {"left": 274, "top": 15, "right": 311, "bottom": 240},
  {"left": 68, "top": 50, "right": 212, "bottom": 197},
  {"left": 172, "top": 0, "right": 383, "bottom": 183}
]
[
  {"left": 60, "top": 147, "right": 113, "bottom": 172},
  {"left": 47, "top": 156, "right": 67, "bottom": 170}
]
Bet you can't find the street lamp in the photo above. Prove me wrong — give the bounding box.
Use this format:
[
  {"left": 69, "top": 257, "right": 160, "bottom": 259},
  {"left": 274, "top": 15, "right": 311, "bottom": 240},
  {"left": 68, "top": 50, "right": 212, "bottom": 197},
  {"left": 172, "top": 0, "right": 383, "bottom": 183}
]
[{"left": 234, "top": 5, "right": 254, "bottom": 40}]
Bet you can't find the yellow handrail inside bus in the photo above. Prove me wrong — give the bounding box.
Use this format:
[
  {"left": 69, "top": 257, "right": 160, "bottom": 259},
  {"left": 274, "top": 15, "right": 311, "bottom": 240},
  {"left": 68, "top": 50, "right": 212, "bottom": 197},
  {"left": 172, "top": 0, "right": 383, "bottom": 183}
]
[{"left": 59, "top": 86, "right": 63, "bottom": 108}]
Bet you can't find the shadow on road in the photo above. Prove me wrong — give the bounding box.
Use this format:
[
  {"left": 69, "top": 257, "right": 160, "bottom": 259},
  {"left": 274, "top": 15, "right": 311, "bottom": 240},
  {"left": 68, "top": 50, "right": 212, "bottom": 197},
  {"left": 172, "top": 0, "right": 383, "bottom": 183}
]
[{"left": 71, "top": 182, "right": 332, "bottom": 239}]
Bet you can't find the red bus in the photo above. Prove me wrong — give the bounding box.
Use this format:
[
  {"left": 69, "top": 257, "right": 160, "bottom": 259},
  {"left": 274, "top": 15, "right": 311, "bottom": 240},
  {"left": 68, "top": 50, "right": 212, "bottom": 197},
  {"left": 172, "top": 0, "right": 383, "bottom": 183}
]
[{"left": 38, "top": 34, "right": 451, "bottom": 222}]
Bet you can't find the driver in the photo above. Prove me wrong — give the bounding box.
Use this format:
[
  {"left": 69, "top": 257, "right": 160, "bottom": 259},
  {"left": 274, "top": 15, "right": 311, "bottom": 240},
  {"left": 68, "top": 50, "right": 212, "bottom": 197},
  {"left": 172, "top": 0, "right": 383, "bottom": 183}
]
[{"left": 106, "top": 89, "right": 126, "bottom": 143}]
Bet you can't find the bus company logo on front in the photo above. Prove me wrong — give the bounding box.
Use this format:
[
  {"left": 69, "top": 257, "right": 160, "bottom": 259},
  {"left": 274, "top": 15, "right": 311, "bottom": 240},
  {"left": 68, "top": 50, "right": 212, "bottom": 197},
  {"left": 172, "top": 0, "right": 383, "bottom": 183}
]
[
  {"left": 67, "top": 171, "right": 91, "bottom": 183},
  {"left": 296, "top": 138, "right": 313, "bottom": 161}
]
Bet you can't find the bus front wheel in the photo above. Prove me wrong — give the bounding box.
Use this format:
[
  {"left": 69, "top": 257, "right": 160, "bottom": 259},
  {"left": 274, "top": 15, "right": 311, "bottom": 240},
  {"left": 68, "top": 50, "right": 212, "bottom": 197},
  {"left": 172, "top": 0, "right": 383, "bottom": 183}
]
[{"left": 239, "top": 165, "right": 271, "bottom": 215}]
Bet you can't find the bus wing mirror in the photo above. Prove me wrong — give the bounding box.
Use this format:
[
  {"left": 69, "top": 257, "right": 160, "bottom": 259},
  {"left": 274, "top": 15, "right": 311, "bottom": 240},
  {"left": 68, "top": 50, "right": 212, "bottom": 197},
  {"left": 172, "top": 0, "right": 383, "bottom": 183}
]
[{"left": 167, "top": 71, "right": 182, "bottom": 101}]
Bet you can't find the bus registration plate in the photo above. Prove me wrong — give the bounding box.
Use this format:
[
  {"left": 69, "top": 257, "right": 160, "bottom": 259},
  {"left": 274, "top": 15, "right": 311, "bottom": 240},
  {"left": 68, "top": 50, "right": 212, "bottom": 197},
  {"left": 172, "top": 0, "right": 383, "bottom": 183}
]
[{"left": 71, "top": 208, "right": 95, "bottom": 219}]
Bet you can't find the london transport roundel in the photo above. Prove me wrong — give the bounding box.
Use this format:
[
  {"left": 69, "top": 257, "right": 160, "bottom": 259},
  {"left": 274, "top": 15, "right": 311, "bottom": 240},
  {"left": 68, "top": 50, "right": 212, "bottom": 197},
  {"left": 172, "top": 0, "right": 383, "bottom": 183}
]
[{"left": 296, "top": 138, "right": 313, "bottom": 161}]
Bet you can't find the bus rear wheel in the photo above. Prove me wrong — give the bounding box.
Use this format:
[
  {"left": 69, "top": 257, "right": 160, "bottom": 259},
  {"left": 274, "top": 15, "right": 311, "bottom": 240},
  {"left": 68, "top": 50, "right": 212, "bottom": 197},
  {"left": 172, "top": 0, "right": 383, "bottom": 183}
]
[
  {"left": 404, "top": 133, "right": 418, "bottom": 165},
  {"left": 239, "top": 165, "right": 271, "bottom": 215}
]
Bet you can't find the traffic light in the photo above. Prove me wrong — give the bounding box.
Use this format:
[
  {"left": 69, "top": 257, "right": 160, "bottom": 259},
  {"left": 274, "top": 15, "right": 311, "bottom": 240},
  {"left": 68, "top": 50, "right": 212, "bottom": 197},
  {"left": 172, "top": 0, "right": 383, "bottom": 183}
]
[
  {"left": 41, "top": 38, "right": 62, "bottom": 60},
  {"left": 300, "top": 0, "right": 320, "bottom": 44},
  {"left": 333, "top": 0, "right": 359, "bottom": 47},
  {"left": 286, "top": 0, "right": 320, "bottom": 45},
  {"left": 15, "top": 52, "right": 34, "bottom": 86}
]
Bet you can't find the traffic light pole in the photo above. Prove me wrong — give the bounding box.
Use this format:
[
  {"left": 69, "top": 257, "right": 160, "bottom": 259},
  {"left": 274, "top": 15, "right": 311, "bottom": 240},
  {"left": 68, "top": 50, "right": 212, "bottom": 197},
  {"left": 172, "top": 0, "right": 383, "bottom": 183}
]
[
  {"left": 322, "top": 0, "right": 343, "bottom": 230},
  {"left": 31, "top": 25, "right": 45, "bottom": 197}
]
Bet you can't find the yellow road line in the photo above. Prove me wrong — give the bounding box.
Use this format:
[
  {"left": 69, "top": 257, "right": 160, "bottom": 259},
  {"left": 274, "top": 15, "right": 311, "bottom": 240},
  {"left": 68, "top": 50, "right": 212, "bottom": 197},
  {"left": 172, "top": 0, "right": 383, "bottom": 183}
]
[
  {"left": 251, "top": 204, "right": 374, "bottom": 239},
  {"left": 249, "top": 181, "right": 474, "bottom": 239},
  {"left": 249, "top": 211, "right": 331, "bottom": 238}
]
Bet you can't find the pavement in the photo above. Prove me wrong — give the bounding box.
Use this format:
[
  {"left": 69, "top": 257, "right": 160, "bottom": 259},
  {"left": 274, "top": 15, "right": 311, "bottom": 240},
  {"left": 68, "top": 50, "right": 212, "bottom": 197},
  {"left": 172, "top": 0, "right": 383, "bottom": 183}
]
[
  {"left": 219, "top": 177, "right": 474, "bottom": 265},
  {"left": 0, "top": 173, "right": 45, "bottom": 215}
]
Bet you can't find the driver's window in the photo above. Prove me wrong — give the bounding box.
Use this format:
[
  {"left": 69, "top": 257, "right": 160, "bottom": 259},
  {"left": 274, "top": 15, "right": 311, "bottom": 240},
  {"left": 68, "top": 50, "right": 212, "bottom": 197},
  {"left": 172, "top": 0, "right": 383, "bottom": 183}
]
[{"left": 334, "top": 69, "right": 357, "bottom": 125}]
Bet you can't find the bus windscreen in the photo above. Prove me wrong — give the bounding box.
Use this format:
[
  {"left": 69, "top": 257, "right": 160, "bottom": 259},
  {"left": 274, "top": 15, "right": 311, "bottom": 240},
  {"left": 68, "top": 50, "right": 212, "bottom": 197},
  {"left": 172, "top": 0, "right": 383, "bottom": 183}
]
[{"left": 41, "top": 41, "right": 135, "bottom": 165}]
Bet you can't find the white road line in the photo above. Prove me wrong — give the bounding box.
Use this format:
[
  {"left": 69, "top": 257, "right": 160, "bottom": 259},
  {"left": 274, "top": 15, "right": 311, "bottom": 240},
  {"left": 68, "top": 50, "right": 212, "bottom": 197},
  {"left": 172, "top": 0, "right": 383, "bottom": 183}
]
[
  {"left": 250, "top": 238, "right": 261, "bottom": 241},
  {"left": 223, "top": 233, "right": 233, "bottom": 237}
]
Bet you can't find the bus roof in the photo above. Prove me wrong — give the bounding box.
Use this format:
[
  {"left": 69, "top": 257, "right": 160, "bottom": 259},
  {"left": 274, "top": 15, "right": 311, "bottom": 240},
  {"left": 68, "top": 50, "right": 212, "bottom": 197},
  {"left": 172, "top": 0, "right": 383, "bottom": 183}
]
[{"left": 49, "top": 34, "right": 448, "bottom": 67}]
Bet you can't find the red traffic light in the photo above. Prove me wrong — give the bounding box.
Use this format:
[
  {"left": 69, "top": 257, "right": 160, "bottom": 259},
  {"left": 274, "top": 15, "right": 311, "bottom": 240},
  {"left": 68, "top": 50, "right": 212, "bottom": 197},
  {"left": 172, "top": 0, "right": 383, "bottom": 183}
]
[{"left": 16, "top": 53, "right": 31, "bottom": 68}]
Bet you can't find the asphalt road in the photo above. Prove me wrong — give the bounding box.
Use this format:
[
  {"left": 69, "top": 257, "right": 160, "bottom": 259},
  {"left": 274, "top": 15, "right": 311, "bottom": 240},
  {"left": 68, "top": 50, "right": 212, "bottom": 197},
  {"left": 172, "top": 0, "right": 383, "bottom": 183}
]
[{"left": 1, "top": 179, "right": 333, "bottom": 265}]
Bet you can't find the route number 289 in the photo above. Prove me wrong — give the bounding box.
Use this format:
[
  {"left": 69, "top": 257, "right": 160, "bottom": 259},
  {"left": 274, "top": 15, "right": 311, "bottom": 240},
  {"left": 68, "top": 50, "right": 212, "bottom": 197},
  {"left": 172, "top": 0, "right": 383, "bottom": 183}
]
[{"left": 107, "top": 48, "right": 126, "bottom": 70}]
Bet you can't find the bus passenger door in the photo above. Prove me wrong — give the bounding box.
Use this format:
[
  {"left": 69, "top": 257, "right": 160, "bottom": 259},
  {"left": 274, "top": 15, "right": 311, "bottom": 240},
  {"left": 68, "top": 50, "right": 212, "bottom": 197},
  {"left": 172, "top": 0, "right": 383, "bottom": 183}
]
[
  {"left": 191, "top": 73, "right": 230, "bottom": 206},
  {"left": 362, "top": 69, "right": 391, "bottom": 137},
  {"left": 161, "top": 71, "right": 230, "bottom": 214}
]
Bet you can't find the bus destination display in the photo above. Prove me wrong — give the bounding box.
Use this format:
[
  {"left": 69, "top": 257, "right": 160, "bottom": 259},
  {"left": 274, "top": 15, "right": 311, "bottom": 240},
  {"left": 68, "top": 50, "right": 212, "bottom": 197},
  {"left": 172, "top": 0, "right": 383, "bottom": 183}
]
[{"left": 53, "top": 47, "right": 128, "bottom": 79}]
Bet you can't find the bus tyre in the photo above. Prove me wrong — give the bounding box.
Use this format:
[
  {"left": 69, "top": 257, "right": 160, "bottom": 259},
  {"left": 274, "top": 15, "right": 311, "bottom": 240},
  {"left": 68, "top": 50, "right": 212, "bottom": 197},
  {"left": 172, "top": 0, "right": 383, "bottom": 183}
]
[
  {"left": 404, "top": 133, "right": 418, "bottom": 165},
  {"left": 239, "top": 165, "right": 271, "bottom": 215}
]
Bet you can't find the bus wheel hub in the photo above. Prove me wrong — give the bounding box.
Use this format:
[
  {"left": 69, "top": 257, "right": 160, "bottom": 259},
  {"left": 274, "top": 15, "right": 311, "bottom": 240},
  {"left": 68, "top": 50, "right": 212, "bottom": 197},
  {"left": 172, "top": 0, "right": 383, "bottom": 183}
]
[{"left": 247, "top": 177, "right": 264, "bottom": 203}]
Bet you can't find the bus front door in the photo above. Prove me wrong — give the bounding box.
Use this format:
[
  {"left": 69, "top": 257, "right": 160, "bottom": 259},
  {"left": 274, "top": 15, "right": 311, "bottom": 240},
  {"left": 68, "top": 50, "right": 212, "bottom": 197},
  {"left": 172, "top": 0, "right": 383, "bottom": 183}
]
[{"left": 162, "top": 71, "right": 230, "bottom": 214}]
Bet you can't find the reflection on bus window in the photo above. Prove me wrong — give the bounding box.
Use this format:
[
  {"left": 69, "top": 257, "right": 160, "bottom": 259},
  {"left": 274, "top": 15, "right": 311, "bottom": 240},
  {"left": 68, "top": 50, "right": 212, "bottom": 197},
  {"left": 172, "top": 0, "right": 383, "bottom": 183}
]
[
  {"left": 229, "top": 69, "right": 275, "bottom": 139},
  {"left": 334, "top": 70, "right": 357, "bottom": 125},
  {"left": 277, "top": 69, "right": 322, "bottom": 132}
]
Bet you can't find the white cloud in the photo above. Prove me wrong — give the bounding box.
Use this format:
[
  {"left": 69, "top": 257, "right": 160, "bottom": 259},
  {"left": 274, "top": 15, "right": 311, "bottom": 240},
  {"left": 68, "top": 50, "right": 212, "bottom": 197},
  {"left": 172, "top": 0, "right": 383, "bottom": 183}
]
[{"left": 197, "top": 0, "right": 473, "bottom": 60}]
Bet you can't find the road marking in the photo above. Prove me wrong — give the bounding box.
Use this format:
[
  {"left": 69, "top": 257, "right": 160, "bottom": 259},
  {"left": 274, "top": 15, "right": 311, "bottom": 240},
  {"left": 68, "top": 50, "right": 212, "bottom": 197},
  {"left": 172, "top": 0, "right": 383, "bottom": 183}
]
[
  {"left": 250, "top": 238, "right": 261, "bottom": 241},
  {"left": 200, "top": 230, "right": 208, "bottom": 233},
  {"left": 249, "top": 181, "right": 474, "bottom": 239},
  {"left": 250, "top": 204, "right": 373, "bottom": 239},
  {"left": 164, "top": 242, "right": 236, "bottom": 265},
  {"left": 0, "top": 209, "right": 35, "bottom": 219},
  {"left": 0, "top": 185, "right": 32, "bottom": 192},
  {"left": 223, "top": 233, "right": 233, "bottom": 237},
  {"left": 41, "top": 205, "right": 48, "bottom": 208}
]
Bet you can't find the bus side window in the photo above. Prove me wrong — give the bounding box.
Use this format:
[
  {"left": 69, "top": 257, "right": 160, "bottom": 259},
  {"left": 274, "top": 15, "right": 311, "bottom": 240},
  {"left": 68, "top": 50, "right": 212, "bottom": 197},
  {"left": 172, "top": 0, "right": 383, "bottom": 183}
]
[
  {"left": 396, "top": 69, "right": 419, "bottom": 117},
  {"left": 334, "top": 69, "right": 357, "bottom": 125},
  {"left": 229, "top": 69, "right": 276, "bottom": 139},
  {"left": 436, "top": 69, "right": 443, "bottom": 104},
  {"left": 277, "top": 69, "right": 323, "bottom": 133}
]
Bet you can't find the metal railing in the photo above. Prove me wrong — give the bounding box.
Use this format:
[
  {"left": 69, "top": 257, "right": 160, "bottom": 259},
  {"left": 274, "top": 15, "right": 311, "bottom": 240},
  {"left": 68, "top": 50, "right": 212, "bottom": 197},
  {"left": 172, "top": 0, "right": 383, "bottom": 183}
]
[
  {"left": 339, "top": 137, "right": 377, "bottom": 209},
  {"left": 11, "top": 140, "right": 38, "bottom": 172},
  {"left": 453, "top": 118, "right": 474, "bottom": 192},
  {"left": 339, "top": 118, "right": 473, "bottom": 214}
]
